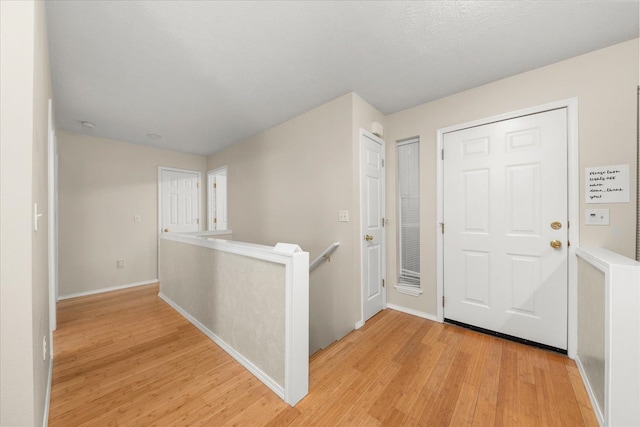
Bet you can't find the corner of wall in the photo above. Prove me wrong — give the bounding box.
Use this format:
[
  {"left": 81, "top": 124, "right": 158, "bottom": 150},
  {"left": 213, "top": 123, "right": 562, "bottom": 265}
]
[
  {"left": 0, "top": 1, "right": 47, "bottom": 426},
  {"left": 57, "top": 132, "right": 207, "bottom": 297},
  {"left": 34, "top": 1, "right": 53, "bottom": 426}
]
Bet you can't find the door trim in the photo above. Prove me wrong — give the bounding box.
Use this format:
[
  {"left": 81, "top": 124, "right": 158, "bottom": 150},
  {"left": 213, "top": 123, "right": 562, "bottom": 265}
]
[
  {"left": 47, "top": 99, "right": 57, "bottom": 339},
  {"left": 436, "top": 98, "right": 579, "bottom": 358},
  {"left": 359, "top": 128, "right": 386, "bottom": 327}
]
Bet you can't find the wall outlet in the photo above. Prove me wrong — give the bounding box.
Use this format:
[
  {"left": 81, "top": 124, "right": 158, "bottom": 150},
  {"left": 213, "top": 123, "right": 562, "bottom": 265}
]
[
  {"left": 42, "top": 336, "right": 47, "bottom": 360},
  {"left": 338, "top": 210, "right": 349, "bottom": 222},
  {"left": 117, "top": 258, "right": 125, "bottom": 268}
]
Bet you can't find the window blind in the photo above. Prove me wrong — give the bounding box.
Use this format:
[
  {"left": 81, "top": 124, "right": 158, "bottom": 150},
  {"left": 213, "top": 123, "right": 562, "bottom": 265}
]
[{"left": 397, "top": 138, "right": 420, "bottom": 287}]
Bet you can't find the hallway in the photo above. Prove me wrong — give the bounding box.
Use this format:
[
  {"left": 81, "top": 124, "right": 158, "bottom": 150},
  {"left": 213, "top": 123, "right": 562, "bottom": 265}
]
[{"left": 49, "top": 283, "right": 597, "bottom": 426}]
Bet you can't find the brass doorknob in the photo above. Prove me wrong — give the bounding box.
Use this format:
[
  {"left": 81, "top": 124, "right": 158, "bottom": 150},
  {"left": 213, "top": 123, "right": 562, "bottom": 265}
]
[
  {"left": 365, "top": 235, "right": 373, "bottom": 241},
  {"left": 550, "top": 240, "right": 562, "bottom": 249},
  {"left": 164, "top": 228, "right": 169, "bottom": 232}
]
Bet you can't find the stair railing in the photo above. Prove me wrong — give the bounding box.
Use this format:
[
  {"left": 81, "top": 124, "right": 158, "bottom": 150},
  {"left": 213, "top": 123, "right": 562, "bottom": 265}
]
[{"left": 309, "top": 242, "right": 340, "bottom": 272}]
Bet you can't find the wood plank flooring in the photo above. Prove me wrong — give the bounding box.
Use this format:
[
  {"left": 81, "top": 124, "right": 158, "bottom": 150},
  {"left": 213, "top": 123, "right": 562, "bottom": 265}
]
[{"left": 50, "top": 283, "right": 597, "bottom": 426}]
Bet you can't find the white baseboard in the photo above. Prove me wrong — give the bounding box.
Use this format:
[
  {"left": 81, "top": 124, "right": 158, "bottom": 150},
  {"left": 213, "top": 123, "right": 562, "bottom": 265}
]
[
  {"left": 386, "top": 303, "right": 439, "bottom": 322},
  {"left": 158, "top": 292, "right": 284, "bottom": 400},
  {"left": 58, "top": 279, "right": 158, "bottom": 300},
  {"left": 575, "top": 355, "right": 604, "bottom": 426},
  {"left": 42, "top": 356, "right": 52, "bottom": 427},
  {"left": 354, "top": 320, "right": 365, "bottom": 329}
]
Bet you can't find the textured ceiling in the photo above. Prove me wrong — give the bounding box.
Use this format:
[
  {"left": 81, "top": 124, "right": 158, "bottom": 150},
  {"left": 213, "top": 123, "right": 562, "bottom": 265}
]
[{"left": 45, "top": 1, "right": 639, "bottom": 156}]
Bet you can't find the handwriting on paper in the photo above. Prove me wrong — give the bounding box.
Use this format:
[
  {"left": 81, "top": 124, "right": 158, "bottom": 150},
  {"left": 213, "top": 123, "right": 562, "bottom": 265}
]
[{"left": 585, "top": 164, "right": 629, "bottom": 203}]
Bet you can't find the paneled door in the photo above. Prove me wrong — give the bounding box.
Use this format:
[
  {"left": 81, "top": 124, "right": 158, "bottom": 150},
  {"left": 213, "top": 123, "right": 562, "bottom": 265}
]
[
  {"left": 207, "top": 167, "right": 228, "bottom": 231},
  {"left": 160, "top": 168, "right": 200, "bottom": 234},
  {"left": 443, "top": 108, "right": 568, "bottom": 350},
  {"left": 361, "top": 130, "right": 385, "bottom": 322}
]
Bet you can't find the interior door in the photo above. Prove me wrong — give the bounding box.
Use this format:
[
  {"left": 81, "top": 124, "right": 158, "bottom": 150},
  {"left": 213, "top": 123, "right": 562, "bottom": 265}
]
[
  {"left": 207, "top": 167, "right": 228, "bottom": 231},
  {"left": 443, "top": 108, "right": 568, "bottom": 350},
  {"left": 214, "top": 173, "right": 227, "bottom": 230},
  {"left": 160, "top": 169, "right": 200, "bottom": 233},
  {"left": 361, "top": 130, "right": 385, "bottom": 322}
]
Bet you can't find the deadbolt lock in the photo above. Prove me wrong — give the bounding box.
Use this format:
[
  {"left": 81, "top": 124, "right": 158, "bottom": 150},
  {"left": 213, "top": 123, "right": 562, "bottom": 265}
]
[{"left": 550, "top": 221, "right": 562, "bottom": 230}]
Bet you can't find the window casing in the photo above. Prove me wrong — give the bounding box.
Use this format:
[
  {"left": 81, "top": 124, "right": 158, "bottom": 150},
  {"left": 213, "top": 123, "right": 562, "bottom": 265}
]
[{"left": 397, "top": 138, "right": 421, "bottom": 294}]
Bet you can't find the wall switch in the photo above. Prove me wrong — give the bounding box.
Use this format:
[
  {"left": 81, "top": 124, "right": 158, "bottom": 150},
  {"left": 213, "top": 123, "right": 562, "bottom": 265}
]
[
  {"left": 117, "top": 258, "right": 125, "bottom": 268},
  {"left": 338, "top": 210, "right": 349, "bottom": 222},
  {"left": 43, "top": 336, "right": 47, "bottom": 360},
  {"left": 134, "top": 215, "right": 141, "bottom": 222},
  {"left": 34, "top": 203, "right": 44, "bottom": 231},
  {"left": 585, "top": 209, "right": 610, "bottom": 226}
]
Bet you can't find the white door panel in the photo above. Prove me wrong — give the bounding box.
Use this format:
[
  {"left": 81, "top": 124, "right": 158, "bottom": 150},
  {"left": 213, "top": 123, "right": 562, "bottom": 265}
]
[
  {"left": 161, "top": 169, "right": 200, "bottom": 233},
  {"left": 208, "top": 168, "right": 228, "bottom": 231},
  {"left": 444, "top": 109, "right": 568, "bottom": 350},
  {"left": 361, "top": 131, "right": 385, "bottom": 322},
  {"left": 215, "top": 174, "right": 227, "bottom": 230}
]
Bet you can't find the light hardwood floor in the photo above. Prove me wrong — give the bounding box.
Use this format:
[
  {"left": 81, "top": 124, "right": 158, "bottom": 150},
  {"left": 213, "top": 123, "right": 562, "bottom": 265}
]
[{"left": 50, "top": 283, "right": 597, "bottom": 426}]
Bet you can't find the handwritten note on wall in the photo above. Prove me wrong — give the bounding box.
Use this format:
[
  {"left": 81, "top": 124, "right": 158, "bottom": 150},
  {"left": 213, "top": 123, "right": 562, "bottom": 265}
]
[{"left": 585, "top": 164, "right": 630, "bottom": 203}]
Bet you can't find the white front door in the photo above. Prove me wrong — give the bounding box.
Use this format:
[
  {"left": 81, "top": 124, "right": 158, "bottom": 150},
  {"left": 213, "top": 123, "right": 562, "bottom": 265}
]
[
  {"left": 361, "top": 130, "right": 385, "bottom": 322},
  {"left": 160, "top": 168, "right": 200, "bottom": 233},
  {"left": 443, "top": 108, "right": 568, "bottom": 350}
]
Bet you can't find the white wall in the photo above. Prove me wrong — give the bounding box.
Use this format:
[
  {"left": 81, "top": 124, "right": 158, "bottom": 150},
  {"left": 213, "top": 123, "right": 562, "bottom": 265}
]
[
  {"left": 384, "top": 39, "right": 639, "bottom": 316},
  {"left": 0, "top": 1, "right": 52, "bottom": 425},
  {"left": 207, "top": 92, "right": 383, "bottom": 353},
  {"left": 577, "top": 258, "right": 606, "bottom": 415},
  {"left": 57, "top": 132, "right": 207, "bottom": 297}
]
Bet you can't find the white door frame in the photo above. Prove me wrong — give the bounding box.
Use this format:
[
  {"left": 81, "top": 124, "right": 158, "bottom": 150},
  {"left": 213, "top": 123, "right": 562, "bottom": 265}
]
[
  {"left": 436, "top": 98, "right": 579, "bottom": 358},
  {"left": 47, "top": 99, "right": 58, "bottom": 344},
  {"left": 207, "top": 165, "right": 227, "bottom": 231},
  {"left": 157, "top": 166, "right": 203, "bottom": 277},
  {"left": 359, "top": 128, "right": 386, "bottom": 327}
]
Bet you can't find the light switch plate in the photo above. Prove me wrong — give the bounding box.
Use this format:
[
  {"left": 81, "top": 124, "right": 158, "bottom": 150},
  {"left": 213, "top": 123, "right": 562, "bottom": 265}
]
[
  {"left": 585, "top": 209, "right": 609, "bottom": 226},
  {"left": 338, "top": 210, "right": 349, "bottom": 222},
  {"left": 34, "top": 203, "right": 43, "bottom": 231}
]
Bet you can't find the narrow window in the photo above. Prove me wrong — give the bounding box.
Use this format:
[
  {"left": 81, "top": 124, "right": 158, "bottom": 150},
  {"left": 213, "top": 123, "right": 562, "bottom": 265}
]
[{"left": 397, "top": 138, "right": 420, "bottom": 293}]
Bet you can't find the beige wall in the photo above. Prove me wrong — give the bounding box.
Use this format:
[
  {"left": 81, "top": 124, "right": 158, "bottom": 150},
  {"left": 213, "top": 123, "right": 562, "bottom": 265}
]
[
  {"left": 0, "top": 1, "right": 52, "bottom": 426},
  {"left": 58, "top": 132, "right": 207, "bottom": 296},
  {"left": 384, "top": 39, "right": 639, "bottom": 316},
  {"left": 160, "top": 240, "right": 286, "bottom": 386},
  {"left": 207, "top": 93, "right": 383, "bottom": 353}
]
